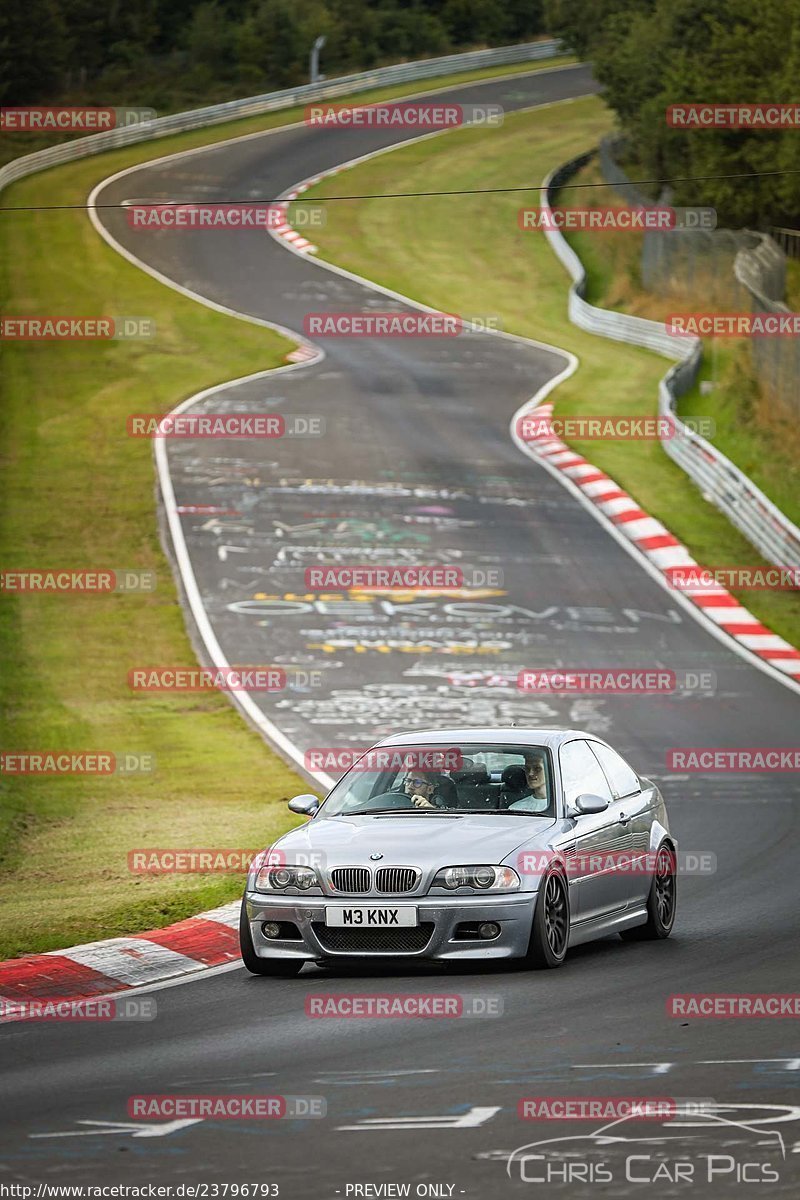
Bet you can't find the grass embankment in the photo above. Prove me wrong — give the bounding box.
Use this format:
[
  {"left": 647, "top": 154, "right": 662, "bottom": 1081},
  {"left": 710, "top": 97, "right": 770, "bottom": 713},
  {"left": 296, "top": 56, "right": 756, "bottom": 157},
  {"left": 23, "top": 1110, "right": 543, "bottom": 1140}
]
[
  {"left": 562, "top": 159, "right": 800, "bottom": 531},
  {"left": 0, "top": 160, "right": 305, "bottom": 960},
  {"left": 0, "top": 56, "right": 578, "bottom": 960},
  {"left": 303, "top": 94, "right": 800, "bottom": 646}
]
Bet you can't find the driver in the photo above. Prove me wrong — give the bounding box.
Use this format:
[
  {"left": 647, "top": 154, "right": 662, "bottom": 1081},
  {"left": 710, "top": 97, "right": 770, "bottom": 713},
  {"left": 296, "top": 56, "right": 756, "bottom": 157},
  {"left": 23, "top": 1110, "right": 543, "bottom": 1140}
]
[{"left": 403, "top": 770, "right": 454, "bottom": 809}]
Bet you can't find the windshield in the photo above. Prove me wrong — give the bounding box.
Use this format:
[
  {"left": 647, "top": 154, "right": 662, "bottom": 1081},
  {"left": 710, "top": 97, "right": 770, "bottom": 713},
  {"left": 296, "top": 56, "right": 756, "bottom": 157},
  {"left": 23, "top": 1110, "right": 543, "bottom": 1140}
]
[{"left": 318, "top": 742, "right": 554, "bottom": 818}]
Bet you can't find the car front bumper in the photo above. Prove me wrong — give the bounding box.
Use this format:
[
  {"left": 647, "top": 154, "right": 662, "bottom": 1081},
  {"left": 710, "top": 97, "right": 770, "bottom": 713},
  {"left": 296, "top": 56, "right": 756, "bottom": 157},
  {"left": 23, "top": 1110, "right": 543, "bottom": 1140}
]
[{"left": 244, "top": 890, "right": 537, "bottom": 961}]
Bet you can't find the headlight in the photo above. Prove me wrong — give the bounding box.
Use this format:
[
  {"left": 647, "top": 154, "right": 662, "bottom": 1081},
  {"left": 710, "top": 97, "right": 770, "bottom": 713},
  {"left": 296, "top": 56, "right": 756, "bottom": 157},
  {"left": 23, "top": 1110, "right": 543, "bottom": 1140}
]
[
  {"left": 253, "top": 865, "right": 318, "bottom": 892},
  {"left": 431, "top": 865, "right": 520, "bottom": 891}
]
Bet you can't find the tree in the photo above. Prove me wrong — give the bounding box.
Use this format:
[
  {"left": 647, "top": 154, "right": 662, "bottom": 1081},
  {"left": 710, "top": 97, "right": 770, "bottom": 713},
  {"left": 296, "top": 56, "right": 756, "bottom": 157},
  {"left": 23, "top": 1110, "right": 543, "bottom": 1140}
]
[{"left": 0, "top": 0, "right": 66, "bottom": 101}]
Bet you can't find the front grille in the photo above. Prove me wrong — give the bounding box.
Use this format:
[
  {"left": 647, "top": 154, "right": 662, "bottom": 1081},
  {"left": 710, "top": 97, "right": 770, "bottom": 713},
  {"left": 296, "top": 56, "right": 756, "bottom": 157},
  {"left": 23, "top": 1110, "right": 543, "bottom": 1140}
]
[
  {"left": 330, "top": 867, "right": 370, "bottom": 894},
  {"left": 375, "top": 867, "right": 419, "bottom": 894},
  {"left": 313, "top": 923, "right": 434, "bottom": 954}
]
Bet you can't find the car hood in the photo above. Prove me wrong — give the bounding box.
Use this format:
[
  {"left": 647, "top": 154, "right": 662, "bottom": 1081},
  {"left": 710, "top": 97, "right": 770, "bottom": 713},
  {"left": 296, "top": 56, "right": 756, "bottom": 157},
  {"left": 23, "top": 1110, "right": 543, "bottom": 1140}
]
[{"left": 272, "top": 812, "right": 557, "bottom": 871}]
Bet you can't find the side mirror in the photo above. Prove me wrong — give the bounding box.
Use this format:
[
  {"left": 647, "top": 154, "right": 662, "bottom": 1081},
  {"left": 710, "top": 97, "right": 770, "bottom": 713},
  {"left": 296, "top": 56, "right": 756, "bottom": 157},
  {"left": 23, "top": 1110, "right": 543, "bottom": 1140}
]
[
  {"left": 288, "top": 793, "right": 321, "bottom": 816},
  {"left": 572, "top": 793, "right": 610, "bottom": 816}
]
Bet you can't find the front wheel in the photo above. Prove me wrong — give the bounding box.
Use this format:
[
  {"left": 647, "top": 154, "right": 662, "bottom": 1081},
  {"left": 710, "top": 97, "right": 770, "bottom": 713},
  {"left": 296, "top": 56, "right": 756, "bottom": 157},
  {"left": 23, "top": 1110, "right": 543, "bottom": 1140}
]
[
  {"left": 524, "top": 870, "right": 570, "bottom": 968},
  {"left": 239, "top": 899, "right": 303, "bottom": 976},
  {"left": 620, "top": 843, "right": 676, "bottom": 941}
]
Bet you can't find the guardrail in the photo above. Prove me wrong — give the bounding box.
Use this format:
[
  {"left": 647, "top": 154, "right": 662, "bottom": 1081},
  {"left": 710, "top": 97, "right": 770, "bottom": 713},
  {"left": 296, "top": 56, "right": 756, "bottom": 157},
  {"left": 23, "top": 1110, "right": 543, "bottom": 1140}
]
[
  {"left": 770, "top": 226, "right": 800, "bottom": 260},
  {"left": 541, "top": 152, "right": 800, "bottom": 569},
  {"left": 599, "top": 136, "right": 799, "bottom": 420},
  {"left": 0, "top": 39, "right": 562, "bottom": 194}
]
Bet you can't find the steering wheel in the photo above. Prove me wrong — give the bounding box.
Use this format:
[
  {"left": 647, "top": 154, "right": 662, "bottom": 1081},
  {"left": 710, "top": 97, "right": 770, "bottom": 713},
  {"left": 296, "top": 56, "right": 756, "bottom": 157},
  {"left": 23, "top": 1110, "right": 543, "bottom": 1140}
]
[{"left": 347, "top": 790, "right": 414, "bottom": 812}]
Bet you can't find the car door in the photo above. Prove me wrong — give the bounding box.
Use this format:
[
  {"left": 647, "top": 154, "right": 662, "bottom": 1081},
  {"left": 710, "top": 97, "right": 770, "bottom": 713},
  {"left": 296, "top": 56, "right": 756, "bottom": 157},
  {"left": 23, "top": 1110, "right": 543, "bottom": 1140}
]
[
  {"left": 559, "top": 739, "right": 630, "bottom": 923},
  {"left": 588, "top": 741, "right": 652, "bottom": 909}
]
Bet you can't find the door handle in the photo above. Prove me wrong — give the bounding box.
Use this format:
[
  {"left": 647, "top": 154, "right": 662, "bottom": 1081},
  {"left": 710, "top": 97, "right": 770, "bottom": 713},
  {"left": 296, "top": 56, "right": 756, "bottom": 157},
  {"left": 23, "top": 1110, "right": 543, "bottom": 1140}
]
[{"left": 619, "top": 812, "right": 630, "bottom": 825}]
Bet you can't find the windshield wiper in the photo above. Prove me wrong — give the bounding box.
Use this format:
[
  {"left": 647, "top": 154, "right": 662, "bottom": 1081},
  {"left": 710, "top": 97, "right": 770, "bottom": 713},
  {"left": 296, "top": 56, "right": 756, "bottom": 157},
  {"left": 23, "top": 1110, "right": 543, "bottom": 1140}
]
[
  {"left": 345, "top": 807, "right": 463, "bottom": 816},
  {"left": 344, "top": 807, "right": 416, "bottom": 816}
]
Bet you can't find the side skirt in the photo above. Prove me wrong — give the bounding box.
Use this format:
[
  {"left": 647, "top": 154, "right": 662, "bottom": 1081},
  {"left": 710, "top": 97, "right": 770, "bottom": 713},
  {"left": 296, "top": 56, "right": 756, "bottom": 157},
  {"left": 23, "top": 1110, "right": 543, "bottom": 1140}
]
[{"left": 568, "top": 906, "right": 648, "bottom": 948}]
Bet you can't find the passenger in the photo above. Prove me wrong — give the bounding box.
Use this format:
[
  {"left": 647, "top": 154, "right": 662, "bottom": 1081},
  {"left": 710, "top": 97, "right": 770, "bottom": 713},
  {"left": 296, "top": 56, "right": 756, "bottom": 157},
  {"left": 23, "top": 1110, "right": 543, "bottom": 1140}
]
[{"left": 499, "top": 754, "right": 549, "bottom": 812}]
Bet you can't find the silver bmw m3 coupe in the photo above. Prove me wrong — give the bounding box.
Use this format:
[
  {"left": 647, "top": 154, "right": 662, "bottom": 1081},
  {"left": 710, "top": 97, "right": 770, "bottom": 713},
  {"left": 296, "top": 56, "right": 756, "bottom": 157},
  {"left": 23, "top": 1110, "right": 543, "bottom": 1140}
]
[{"left": 240, "top": 727, "right": 677, "bottom": 976}]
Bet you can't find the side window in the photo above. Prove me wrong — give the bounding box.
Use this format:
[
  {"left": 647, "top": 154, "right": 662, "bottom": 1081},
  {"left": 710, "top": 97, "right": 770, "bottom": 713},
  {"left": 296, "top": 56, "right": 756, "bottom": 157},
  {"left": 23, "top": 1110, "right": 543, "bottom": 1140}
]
[
  {"left": 589, "top": 742, "right": 641, "bottom": 799},
  {"left": 559, "top": 740, "right": 614, "bottom": 807}
]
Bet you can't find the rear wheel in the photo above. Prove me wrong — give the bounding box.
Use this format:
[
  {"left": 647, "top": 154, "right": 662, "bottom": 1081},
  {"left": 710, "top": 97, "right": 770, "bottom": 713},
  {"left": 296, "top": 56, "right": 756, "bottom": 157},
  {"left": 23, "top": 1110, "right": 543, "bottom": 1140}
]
[
  {"left": 620, "top": 843, "right": 676, "bottom": 941},
  {"left": 524, "top": 870, "right": 570, "bottom": 968},
  {"left": 239, "top": 899, "right": 303, "bottom": 976}
]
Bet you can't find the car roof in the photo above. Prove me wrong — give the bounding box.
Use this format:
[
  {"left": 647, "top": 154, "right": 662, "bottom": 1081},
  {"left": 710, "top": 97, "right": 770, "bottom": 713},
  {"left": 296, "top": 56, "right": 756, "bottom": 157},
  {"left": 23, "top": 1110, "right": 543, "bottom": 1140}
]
[{"left": 373, "top": 727, "right": 598, "bottom": 750}]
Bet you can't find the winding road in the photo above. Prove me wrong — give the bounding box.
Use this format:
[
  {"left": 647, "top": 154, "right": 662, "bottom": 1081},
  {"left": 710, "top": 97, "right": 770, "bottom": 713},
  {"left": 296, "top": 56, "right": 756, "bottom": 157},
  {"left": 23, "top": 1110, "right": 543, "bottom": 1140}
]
[{"left": 1, "top": 62, "right": 798, "bottom": 1198}]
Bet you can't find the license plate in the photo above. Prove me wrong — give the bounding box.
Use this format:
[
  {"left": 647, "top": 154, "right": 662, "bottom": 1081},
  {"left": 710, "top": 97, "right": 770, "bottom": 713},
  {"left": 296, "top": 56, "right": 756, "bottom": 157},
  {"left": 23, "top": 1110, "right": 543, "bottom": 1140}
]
[{"left": 325, "top": 905, "right": 418, "bottom": 928}]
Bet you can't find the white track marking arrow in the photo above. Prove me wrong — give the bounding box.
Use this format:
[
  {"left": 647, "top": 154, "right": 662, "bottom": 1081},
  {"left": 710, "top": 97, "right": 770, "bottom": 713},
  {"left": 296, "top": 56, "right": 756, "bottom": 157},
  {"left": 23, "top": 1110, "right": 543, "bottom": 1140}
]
[
  {"left": 317, "top": 1069, "right": 438, "bottom": 1086},
  {"left": 573, "top": 1061, "right": 674, "bottom": 1074},
  {"left": 31, "top": 1119, "right": 202, "bottom": 1139},
  {"left": 338, "top": 1106, "right": 500, "bottom": 1131}
]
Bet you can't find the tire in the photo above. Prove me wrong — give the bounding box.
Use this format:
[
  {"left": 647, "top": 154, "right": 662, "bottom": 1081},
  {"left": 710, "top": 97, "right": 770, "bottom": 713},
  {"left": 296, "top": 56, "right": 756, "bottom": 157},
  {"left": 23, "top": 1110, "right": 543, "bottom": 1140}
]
[
  {"left": 620, "top": 843, "right": 677, "bottom": 942},
  {"left": 239, "top": 899, "right": 303, "bottom": 977},
  {"left": 524, "top": 869, "right": 570, "bottom": 969}
]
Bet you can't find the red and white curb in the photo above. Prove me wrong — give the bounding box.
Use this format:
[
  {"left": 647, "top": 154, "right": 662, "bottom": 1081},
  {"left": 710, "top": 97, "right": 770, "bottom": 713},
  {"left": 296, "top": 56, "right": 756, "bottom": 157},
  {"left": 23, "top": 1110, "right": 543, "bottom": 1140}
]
[
  {"left": 519, "top": 401, "right": 800, "bottom": 679},
  {"left": 270, "top": 197, "right": 317, "bottom": 253},
  {"left": 285, "top": 343, "right": 317, "bottom": 363},
  {"left": 270, "top": 165, "right": 352, "bottom": 258},
  {"left": 0, "top": 901, "right": 240, "bottom": 1009}
]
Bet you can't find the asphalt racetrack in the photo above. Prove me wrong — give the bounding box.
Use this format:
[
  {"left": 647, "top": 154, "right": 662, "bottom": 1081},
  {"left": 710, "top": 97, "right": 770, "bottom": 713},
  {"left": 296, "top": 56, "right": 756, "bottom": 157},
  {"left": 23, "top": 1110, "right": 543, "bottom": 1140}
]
[{"left": 1, "top": 63, "right": 799, "bottom": 1198}]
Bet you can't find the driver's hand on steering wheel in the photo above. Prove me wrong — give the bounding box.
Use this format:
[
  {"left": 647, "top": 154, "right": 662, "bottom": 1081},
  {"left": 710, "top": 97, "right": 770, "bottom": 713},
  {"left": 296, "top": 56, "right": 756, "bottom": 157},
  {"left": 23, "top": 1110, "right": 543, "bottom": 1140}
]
[{"left": 412, "top": 793, "right": 435, "bottom": 808}]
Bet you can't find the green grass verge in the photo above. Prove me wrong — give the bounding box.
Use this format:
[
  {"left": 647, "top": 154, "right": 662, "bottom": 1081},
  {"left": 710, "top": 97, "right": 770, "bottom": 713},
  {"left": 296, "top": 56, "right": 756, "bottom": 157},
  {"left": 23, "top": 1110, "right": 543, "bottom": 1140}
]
[
  {"left": 0, "top": 159, "right": 306, "bottom": 961},
  {"left": 0, "top": 55, "right": 577, "bottom": 961},
  {"left": 303, "top": 94, "right": 800, "bottom": 648},
  {"left": 560, "top": 160, "right": 800, "bottom": 531}
]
